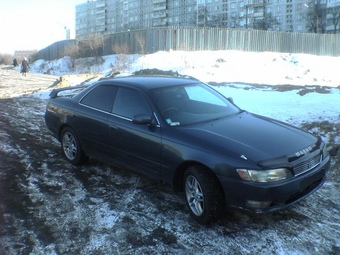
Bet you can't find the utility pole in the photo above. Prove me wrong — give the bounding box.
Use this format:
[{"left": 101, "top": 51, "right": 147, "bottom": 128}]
[
  {"left": 245, "top": 5, "right": 248, "bottom": 29},
  {"left": 305, "top": 4, "right": 320, "bottom": 33}
]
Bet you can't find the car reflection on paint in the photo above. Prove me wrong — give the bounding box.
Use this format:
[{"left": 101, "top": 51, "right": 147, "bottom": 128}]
[{"left": 45, "top": 76, "right": 331, "bottom": 224}]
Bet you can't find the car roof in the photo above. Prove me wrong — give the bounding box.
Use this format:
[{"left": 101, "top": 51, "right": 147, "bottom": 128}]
[{"left": 98, "top": 76, "right": 200, "bottom": 90}]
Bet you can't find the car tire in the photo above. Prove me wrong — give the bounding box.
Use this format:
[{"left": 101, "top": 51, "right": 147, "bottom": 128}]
[
  {"left": 184, "top": 165, "right": 224, "bottom": 224},
  {"left": 60, "top": 127, "right": 87, "bottom": 165}
]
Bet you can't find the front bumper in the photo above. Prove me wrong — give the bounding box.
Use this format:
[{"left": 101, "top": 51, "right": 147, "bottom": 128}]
[{"left": 218, "top": 155, "right": 331, "bottom": 213}]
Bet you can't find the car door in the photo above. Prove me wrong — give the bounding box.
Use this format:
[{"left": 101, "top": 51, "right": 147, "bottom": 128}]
[
  {"left": 73, "top": 84, "right": 118, "bottom": 157},
  {"left": 107, "top": 87, "right": 162, "bottom": 180}
]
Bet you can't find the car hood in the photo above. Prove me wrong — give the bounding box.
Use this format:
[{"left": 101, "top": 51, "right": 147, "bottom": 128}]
[{"left": 176, "top": 111, "right": 318, "bottom": 165}]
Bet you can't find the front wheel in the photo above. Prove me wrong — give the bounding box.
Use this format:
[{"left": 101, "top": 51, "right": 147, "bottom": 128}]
[
  {"left": 60, "top": 127, "right": 87, "bottom": 165},
  {"left": 184, "top": 165, "right": 224, "bottom": 224}
]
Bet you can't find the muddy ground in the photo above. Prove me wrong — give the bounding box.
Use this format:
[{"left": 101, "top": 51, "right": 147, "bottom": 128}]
[{"left": 0, "top": 66, "right": 339, "bottom": 255}]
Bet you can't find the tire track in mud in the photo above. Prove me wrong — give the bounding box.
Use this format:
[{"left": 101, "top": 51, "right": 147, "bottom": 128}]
[
  {"left": 0, "top": 96, "right": 60, "bottom": 254},
  {"left": 0, "top": 67, "right": 66, "bottom": 253}
]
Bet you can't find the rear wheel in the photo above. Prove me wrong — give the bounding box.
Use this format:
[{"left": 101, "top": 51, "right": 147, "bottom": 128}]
[
  {"left": 184, "top": 165, "right": 224, "bottom": 224},
  {"left": 60, "top": 127, "right": 87, "bottom": 165}
]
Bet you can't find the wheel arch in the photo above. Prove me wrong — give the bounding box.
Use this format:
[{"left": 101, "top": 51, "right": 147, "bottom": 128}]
[
  {"left": 58, "top": 123, "right": 73, "bottom": 141},
  {"left": 59, "top": 124, "right": 88, "bottom": 165},
  {"left": 172, "top": 161, "right": 225, "bottom": 197}
]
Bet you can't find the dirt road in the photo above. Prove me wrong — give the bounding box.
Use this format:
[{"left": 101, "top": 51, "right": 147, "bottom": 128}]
[
  {"left": 0, "top": 65, "right": 339, "bottom": 255},
  {"left": 0, "top": 66, "right": 59, "bottom": 98}
]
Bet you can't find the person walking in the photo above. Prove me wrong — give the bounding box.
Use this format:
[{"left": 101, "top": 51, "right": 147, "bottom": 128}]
[
  {"left": 13, "top": 58, "right": 18, "bottom": 67},
  {"left": 21, "top": 57, "right": 30, "bottom": 76}
]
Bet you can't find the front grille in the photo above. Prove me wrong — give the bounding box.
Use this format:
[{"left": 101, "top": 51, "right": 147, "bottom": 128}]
[{"left": 293, "top": 154, "right": 322, "bottom": 176}]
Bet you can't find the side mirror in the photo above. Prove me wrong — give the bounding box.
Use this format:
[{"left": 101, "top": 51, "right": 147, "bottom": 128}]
[
  {"left": 227, "top": 97, "right": 234, "bottom": 103},
  {"left": 133, "top": 114, "right": 154, "bottom": 125}
]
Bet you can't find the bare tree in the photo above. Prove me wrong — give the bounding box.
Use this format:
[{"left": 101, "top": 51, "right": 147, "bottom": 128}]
[
  {"left": 251, "top": 2, "right": 280, "bottom": 31},
  {"left": 62, "top": 43, "right": 79, "bottom": 68},
  {"left": 253, "top": 13, "right": 280, "bottom": 30},
  {"left": 0, "top": 53, "right": 14, "bottom": 65},
  {"left": 78, "top": 34, "right": 104, "bottom": 61},
  {"left": 111, "top": 43, "right": 131, "bottom": 72},
  {"left": 206, "top": 13, "right": 225, "bottom": 27},
  {"left": 230, "top": 13, "right": 242, "bottom": 28},
  {"left": 328, "top": 6, "right": 340, "bottom": 33},
  {"left": 136, "top": 33, "right": 147, "bottom": 55},
  {"left": 194, "top": 8, "right": 230, "bottom": 28},
  {"left": 304, "top": 3, "right": 324, "bottom": 33},
  {"left": 197, "top": 7, "right": 209, "bottom": 27}
]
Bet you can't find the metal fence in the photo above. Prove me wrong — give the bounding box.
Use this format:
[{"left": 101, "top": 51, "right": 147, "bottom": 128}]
[
  {"left": 31, "top": 27, "right": 340, "bottom": 61},
  {"left": 32, "top": 40, "right": 78, "bottom": 62}
]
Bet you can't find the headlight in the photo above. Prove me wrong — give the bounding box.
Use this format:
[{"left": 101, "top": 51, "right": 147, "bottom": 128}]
[{"left": 236, "top": 168, "right": 292, "bottom": 182}]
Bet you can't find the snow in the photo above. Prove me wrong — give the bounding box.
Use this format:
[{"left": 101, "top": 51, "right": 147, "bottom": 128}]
[
  {"left": 28, "top": 50, "right": 340, "bottom": 87},
  {"left": 215, "top": 85, "right": 339, "bottom": 127},
  {"left": 29, "top": 50, "right": 340, "bottom": 143}
]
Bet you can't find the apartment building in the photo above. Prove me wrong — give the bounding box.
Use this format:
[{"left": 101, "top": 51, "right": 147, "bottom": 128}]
[{"left": 75, "top": 0, "right": 338, "bottom": 38}]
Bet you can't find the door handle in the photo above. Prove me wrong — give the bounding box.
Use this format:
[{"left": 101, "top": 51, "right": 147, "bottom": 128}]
[{"left": 109, "top": 124, "right": 118, "bottom": 130}]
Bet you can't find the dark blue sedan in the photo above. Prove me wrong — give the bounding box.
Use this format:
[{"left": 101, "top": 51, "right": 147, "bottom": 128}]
[{"left": 45, "top": 76, "right": 331, "bottom": 224}]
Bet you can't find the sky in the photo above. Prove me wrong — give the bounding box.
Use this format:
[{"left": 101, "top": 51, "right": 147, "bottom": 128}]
[{"left": 0, "top": 0, "right": 86, "bottom": 55}]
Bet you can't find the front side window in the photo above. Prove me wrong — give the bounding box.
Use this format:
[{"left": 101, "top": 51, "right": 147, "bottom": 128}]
[{"left": 113, "top": 88, "right": 152, "bottom": 119}]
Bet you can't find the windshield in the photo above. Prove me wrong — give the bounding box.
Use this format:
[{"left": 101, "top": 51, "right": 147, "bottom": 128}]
[{"left": 150, "top": 83, "right": 240, "bottom": 126}]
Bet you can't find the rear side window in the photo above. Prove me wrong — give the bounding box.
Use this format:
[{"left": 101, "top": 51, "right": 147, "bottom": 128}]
[{"left": 80, "top": 85, "right": 117, "bottom": 112}]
